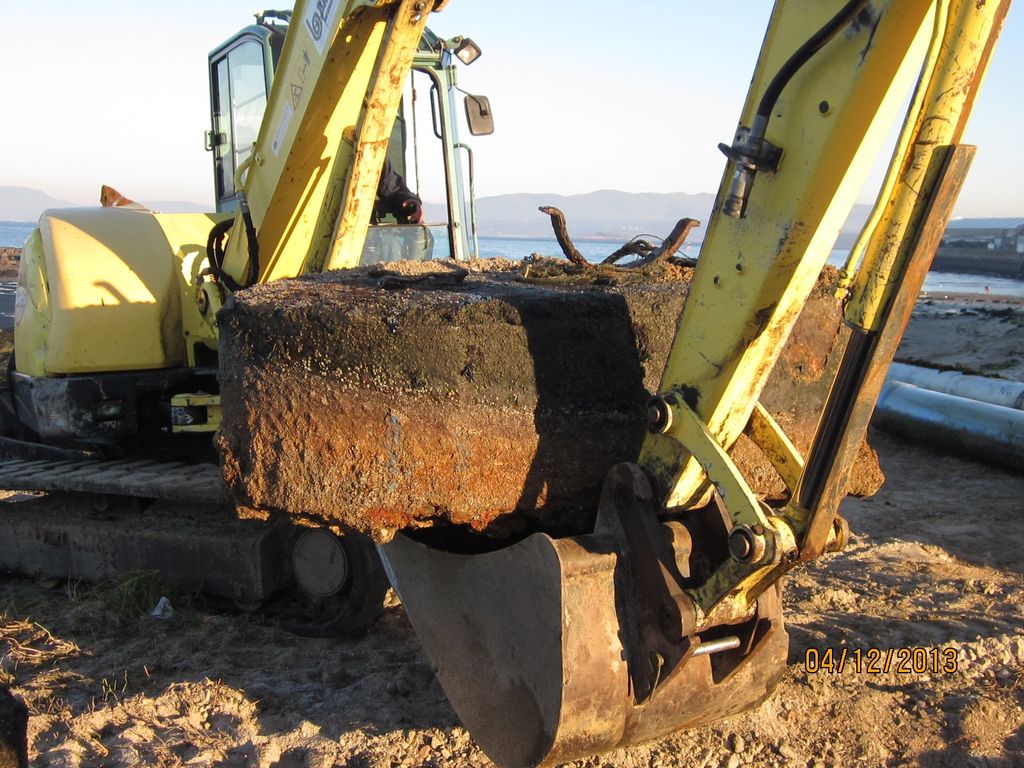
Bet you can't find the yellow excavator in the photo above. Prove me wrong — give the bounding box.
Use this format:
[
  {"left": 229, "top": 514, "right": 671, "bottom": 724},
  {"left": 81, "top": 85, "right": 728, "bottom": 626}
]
[
  {"left": 0, "top": 2, "right": 490, "bottom": 635},
  {"left": 0, "top": 0, "right": 1012, "bottom": 765}
]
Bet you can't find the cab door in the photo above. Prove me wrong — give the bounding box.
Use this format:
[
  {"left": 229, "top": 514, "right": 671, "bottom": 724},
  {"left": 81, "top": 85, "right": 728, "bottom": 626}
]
[{"left": 207, "top": 32, "right": 275, "bottom": 212}]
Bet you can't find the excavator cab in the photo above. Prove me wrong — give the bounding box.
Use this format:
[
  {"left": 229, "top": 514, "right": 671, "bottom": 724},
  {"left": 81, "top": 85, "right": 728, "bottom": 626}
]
[
  {"left": 206, "top": 14, "right": 283, "bottom": 213},
  {"left": 206, "top": 12, "right": 487, "bottom": 264}
]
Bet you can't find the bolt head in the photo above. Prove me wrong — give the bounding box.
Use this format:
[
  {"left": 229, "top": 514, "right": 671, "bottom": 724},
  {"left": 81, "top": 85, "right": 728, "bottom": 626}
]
[
  {"left": 729, "top": 526, "right": 767, "bottom": 564},
  {"left": 645, "top": 396, "right": 673, "bottom": 434},
  {"left": 729, "top": 529, "right": 753, "bottom": 560}
]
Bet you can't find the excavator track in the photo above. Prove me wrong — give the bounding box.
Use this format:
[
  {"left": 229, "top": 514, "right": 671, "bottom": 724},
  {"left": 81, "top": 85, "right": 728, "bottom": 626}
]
[
  {"left": 0, "top": 456, "right": 291, "bottom": 604},
  {"left": 0, "top": 457, "right": 229, "bottom": 504},
  {"left": 0, "top": 455, "right": 389, "bottom": 636}
]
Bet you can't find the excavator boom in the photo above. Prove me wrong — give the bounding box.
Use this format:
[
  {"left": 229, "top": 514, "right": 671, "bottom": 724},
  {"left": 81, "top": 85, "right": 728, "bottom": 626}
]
[{"left": 220, "top": 0, "right": 435, "bottom": 285}]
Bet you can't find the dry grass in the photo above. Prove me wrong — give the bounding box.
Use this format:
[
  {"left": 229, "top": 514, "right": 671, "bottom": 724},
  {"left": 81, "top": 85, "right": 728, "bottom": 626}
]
[
  {"left": 89, "top": 571, "right": 164, "bottom": 617},
  {"left": 0, "top": 618, "right": 80, "bottom": 676}
]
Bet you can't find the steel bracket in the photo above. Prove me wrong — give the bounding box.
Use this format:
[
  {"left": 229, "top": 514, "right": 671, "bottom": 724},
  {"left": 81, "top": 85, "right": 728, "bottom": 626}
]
[
  {"left": 595, "top": 464, "right": 695, "bottom": 703},
  {"left": 662, "top": 395, "right": 768, "bottom": 532},
  {"left": 743, "top": 402, "right": 805, "bottom": 494}
]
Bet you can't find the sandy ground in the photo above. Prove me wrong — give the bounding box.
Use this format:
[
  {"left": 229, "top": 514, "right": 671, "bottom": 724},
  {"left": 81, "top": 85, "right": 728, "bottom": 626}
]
[
  {"left": 1, "top": 295, "right": 1023, "bottom": 768},
  {"left": 899, "top": 293, "right": 1024, "bottom": 380}
]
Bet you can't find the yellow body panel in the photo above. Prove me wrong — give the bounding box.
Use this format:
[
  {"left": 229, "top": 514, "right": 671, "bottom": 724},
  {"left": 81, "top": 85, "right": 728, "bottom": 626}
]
[
  {"left": 15, "top": 207, "right": 223, "bottom": 377},
  {"left": 13, "top": 228, "right": 52, "bottom": 377}
]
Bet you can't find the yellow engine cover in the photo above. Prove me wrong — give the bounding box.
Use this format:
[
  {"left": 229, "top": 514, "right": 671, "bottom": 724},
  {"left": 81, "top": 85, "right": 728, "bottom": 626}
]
[{"left": 15, "top": 207, "right": 222, "bottom": 377}]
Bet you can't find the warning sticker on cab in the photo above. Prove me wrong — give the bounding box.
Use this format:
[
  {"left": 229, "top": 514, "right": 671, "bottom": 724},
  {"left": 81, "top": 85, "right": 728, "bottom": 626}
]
[{"left": 271, "top": 102, "right": 294, "bottom": 156}]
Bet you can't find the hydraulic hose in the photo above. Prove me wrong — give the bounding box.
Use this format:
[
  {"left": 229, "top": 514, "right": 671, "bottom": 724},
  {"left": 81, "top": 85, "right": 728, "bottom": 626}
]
[
  {"left": 205, "top": 219, "right": 243, "bottom": 292},
  {"left": 720, "top": 0, "right": 870, "bottom": 217},
  {"left": 239, "top": 197, "right": 261, "bottom": 287},
  {"left": 204, "top": 199, "right": 260, "bottom": 292},
  {"left": 754, "top": 0, "right": 871, "bottom": 133}
]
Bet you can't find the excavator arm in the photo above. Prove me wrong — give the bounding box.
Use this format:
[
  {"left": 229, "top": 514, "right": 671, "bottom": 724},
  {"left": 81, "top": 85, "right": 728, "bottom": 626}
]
[
  {"left": 380, "top": 1, "right": 1011, "bottom": 765},
  {"left": 215, "top": 0, "right": 437, "bottom": 289},
  {"left": 643, "top": 0, "right": 1009, "bottom": 625}
]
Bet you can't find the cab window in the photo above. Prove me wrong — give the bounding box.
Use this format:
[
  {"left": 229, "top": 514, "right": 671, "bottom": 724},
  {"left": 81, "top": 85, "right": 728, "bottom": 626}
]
[{"left": 211, "top": 39, "right": 268, "bottom": 205}]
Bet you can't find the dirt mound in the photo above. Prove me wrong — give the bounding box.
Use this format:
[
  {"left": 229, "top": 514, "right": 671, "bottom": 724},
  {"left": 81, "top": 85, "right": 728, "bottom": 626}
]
[{"left": 0, "top": 249, "right": 19, "bottom": 280}]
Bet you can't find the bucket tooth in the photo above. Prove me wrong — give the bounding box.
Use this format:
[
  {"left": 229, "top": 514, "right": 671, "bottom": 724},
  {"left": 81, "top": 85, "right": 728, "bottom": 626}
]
[{"left": 381, "top": 529, "right": 789, "bottom": 768}]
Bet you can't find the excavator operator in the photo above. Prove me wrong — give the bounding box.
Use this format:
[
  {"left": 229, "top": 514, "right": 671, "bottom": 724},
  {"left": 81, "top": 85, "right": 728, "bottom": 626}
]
[
  {"left": 375, "top": 158, "right": 423, "bottom": 224},
  {"left": 342, "top": 124, "right": 423, "bottom": 225}
]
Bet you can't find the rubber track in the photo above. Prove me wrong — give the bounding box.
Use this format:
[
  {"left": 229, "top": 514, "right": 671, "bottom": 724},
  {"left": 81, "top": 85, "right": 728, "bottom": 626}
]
[{"left": 0, "top": 457, "right": 229, "bottom": 504}]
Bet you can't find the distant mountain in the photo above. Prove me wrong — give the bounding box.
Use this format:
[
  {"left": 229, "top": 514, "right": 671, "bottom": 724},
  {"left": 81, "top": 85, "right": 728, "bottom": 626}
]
[
  {"left": 0, "top": 187, "right": 76, "bottom": 221},
  {"left": 427, "top": 189, "right": 871, "bottom": 245},
  {"left": 6, "top": 185, "right": 870, "bottom": 245},
  {"left": 139, "top": 200, "right": 210, "bottom": 214},
  {"left": 0, "top": 186, "right": 208, "bottom": 221}
]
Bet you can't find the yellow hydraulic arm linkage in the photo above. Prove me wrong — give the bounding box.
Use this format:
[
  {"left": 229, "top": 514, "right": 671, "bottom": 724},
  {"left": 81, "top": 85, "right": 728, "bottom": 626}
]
[{"left": 380, "top": 1, "right": 1011, "bottom": 766}]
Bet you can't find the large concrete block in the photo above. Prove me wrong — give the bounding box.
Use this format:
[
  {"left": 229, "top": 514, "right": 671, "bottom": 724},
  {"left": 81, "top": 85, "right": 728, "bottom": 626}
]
[{"left": 216, "top": 261, "right": 882, "bottom": 539}]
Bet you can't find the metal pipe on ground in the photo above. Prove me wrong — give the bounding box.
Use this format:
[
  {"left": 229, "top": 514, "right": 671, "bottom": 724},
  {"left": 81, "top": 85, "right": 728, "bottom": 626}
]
[
  {"left": 874, "top": 381, "right": 1024, "bottom": 473},
  {"left": 887, "top": 362, "right": 1024, "bottom": 410}
]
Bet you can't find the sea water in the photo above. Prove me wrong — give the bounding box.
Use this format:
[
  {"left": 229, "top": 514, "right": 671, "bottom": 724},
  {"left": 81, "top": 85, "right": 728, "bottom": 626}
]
[
  {"left": 476, "top": 236, "right": 1024, "bottom": 298},
  {"left": 3, "top": 221, "right": 1021, "bottom": 298},
  {"left": 0, "top": 221, "right": 34, "bottom": 250}
]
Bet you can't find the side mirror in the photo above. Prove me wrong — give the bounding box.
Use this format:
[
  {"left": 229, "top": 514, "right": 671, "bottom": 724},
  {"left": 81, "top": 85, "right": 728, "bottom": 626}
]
[{"left": 464, "top": 94, "right": 494, "bottom": 136}]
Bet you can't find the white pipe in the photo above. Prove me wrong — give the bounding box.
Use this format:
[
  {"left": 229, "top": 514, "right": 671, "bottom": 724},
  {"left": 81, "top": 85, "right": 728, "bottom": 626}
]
[
  {"left": 887, "top": 362, "right": 1024, "bottom": 410},
  {"left": 874, "top": 381, "right": 1024, "bottom": 473}
]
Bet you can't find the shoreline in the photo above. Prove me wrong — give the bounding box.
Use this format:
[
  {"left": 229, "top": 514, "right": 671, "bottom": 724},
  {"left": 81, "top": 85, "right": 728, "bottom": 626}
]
[
  {"left": 1, "top": 243, "right": 1022, "bottom": 301},
  {"left": 919, "top": 290, "right": 1024, "bottom": 305}
]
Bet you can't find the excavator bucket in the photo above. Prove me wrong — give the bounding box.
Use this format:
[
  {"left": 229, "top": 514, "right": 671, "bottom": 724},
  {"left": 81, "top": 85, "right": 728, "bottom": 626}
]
[{"left": 381, "top": 469, "right": 789, "bottom": 768}]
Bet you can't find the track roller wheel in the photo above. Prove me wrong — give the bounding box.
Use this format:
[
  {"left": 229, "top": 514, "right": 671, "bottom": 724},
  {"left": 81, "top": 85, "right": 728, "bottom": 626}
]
[{"left": 277, "top": 528, "right": 390, "bottom": 638}]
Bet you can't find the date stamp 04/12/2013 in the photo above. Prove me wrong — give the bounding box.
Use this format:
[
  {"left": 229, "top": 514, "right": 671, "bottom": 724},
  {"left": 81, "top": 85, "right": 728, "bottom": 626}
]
[{"left": 803, "top": 646, "right": 959, "bottom": 675}]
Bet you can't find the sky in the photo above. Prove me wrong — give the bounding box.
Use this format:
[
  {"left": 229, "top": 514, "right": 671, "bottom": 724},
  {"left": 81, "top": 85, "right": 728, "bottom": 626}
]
[{"left": 1, "top": 1, "right": 1021, "bottom": 216}]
